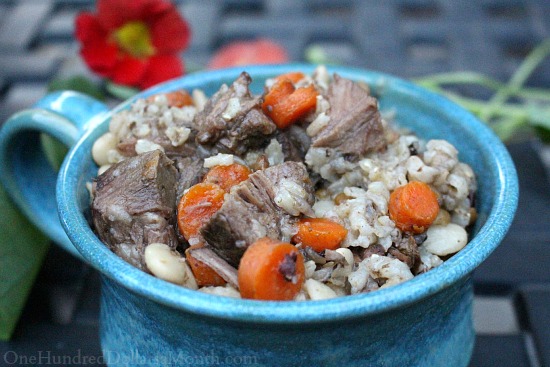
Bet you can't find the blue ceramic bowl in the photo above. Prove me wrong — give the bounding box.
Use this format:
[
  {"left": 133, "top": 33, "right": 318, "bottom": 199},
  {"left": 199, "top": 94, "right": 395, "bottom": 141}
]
[{"left": 0, "top": 65, "right": 518, "bottom": 366}]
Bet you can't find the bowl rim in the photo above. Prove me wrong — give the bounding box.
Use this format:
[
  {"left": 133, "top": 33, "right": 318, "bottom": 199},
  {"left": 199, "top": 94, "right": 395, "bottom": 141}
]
[{"left": 57, "top": 63, "right": 518, "bottom": 323}]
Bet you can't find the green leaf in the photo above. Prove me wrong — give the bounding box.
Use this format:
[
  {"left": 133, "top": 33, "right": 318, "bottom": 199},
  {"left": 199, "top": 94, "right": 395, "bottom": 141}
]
[
  {"left": 105, "top": 81, "right": 139, "bottom": 100},
  {"left": 479, "top": 39, "right": 550, "bottom": 122},
  {"left": 526, "top": 103, "right": 550, "bottom": 130},
  {"left": 47, "top": 75, "right": 105, "bottom": 101},
  {"left": 0, "top": 186, "right": 50, "bottom": 340},
  {"left": 491, "top": 117, "right": 528, "bottom": 142},
  {"left": 534, "top": 126, "right": 550, "bottom": 144},
  {"left": 40, "top": 134, "right": 68, "bottom": 172}
]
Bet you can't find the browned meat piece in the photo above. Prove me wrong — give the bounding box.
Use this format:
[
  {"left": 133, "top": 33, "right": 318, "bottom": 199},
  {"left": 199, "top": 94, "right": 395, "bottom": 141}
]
[
  {"left": 360, "top": 243, "right": 386, "bottom": 260},
  {"left": 275, "top": 125, "right": 311, "bottom": 162},
  {"left": 117, "top": 136, "right": 197, "bottom": 160},
  {"left": 194, "top": 72, "right": 277, "bottom": 155},
  {"left": 250, "top": 154, "right": 270, "bottom": 171},
  {"left": 201, "top": 162, "right": 314, "bottom": 267},
  {"left": 91, "top": 150, "right": 178, "bottom": 271},
  {"left": 312, "top": 74, "right": 386, "bottom": 157},
  {"left": 302, "top": 246, "right": 327, "bottom": 265},
  {"left": 173, "top": 156, "right": 207, "bottom": 201},
  {"left": 388, "top": 235, "right": 420, "bottom": 269}
]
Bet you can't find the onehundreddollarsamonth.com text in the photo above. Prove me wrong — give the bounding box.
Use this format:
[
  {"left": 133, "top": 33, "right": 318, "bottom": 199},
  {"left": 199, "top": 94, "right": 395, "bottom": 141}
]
[{"left": 2, "top": 350, "right": 260, "bottom": 365}]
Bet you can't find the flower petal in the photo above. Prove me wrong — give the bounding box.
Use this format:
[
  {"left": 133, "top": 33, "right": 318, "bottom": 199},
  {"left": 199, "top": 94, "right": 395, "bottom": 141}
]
[
  {"left": 79, "top": 41, "right": 118, "bottom": 77},
  {"left": 98, "top": 0, "right": 172, "bottom": 31},
  {"left": 139, "top": 54, "right": 184, "bottom": 89},
  {"left": 75, "top": 12, "right": 106, "bottom": 44},
  {"left": 150, "top": 6, "right": 191, "bottom": 52},
  {"left": 97, "top": 0, "right": 126, "bottom": 30},
  {"left": 111, "top": 55, "right": 148, "bottom": 87},
  {"left": 76, "top": 0, "right": 189, "bottom": 89}
]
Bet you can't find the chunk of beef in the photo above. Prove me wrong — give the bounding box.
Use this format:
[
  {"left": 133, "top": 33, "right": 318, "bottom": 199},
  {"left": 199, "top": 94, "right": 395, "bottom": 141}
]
[
  {"left": 201, "top": 162, "right": 314, "bottom": 267},
  {"left": 91, "top": 150, "right": 178, "bottom": 271},
  {"left": 173, "top": 156, "right": 207, "bottom": 201},
  {"left": 360, "top": 243, "right": 386, "bottom": 260},
  {"left": 275, "top": 125, "right": 311, "bottom": 162},
  {"left": 301, "top": 246, "right": 327, "bottom": 265},
  {"left": 311, "top": 74, "right": 386, "bottom": 157},
  {"left": 194, "top": 72, "right": 277, "bottom": 155},
  {"left": 388, "top": 235, "right": 420, "bottom": 269}
]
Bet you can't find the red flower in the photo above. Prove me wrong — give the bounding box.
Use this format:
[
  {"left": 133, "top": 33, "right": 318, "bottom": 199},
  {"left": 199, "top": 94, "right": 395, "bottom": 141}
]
[
  {"left": 75, "top": 0, "right": 190, "bottom": 89},
  {"left": 208, "top": 39, "right": 289, "bottom": 69}
]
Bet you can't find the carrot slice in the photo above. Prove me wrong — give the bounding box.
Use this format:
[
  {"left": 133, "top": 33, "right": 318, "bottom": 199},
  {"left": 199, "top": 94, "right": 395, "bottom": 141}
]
[
  {"left": 238, "top": 238, "right": 305, "bottom": 301},
  {"left": 275, "top": 72, "right": 305, "bottom": 84},
  {"left": 292, "top": 218, "right": 347, "bottom": 252},
  {"left": 177, "top": 183, "right": 225, "bottom": 240},
  {"left": 262, "top": 78, "right": 295, "bottom": 115},
  {"left": 202, "top": 163, "right": 251, "bottom": 193},
  {"left": 389, "top": 181, "right": 440, "bottom": 234},
  {"left": 266, "top": 84, "right": 318, "bottom": 129},
  {"left": 148, "top": 90, "right": 194, "bottom": 107},
  {"left": 185, "top": 244, "right": 226, "bottom": 287},
  {"left": 262, "top": 75, "right": 318, "bottom": 129}
]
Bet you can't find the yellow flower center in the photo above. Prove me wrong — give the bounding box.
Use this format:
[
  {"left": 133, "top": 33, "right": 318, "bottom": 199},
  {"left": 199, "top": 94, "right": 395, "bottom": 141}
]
[{"left": 114, "top": 21, "right": 155, "bottom": 58}]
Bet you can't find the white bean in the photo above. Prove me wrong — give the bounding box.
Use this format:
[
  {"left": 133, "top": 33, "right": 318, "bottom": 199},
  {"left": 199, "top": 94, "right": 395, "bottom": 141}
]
[
  {"left": 422, "top": 223, "right": 468, "bottom": 256},
  {"left": 92, "top": 132, "right": 117, "bottom": 166},
  {"left": 198, "top": 285, "right": 241, "bottom": 298},
  {"left": 107, "top": 149, "right": 125, "bottom": 164},
  {"left": 326, "top": 283, "right": 347, "bottom": 297},
  {"left": 97, "top": 164, "right": 111, "bottom": 176},
  {"left": 304, "top": 279, "right": 338, "bottom": 300},
  {"left": 144, "top": 243, "right": 197, "bottom": 289},
  {"left": 433, "top": 209, "right": 451, "bottom": 226}
]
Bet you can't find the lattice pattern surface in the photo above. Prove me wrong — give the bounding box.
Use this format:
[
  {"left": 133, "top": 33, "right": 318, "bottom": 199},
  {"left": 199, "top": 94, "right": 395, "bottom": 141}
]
[{"left": 1, "top": 1, "right": 550, "bottom": 366}]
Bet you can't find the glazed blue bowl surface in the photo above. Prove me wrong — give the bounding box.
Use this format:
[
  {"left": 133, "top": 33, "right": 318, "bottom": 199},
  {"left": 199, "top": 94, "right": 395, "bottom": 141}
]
[{"left": 0, "top": 64, "right": 518, "bottom": 366}]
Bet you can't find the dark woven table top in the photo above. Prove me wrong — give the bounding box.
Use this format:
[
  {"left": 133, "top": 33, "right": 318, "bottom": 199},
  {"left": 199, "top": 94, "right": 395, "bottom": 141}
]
[{"left": 1, "top": 1, "right": 549, "bottom": 366}]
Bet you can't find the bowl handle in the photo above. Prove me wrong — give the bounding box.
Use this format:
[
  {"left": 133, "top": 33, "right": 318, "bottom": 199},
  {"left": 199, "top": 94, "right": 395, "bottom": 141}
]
[{"left": 0, "top": 91, "right": 109, "bottom": 259}]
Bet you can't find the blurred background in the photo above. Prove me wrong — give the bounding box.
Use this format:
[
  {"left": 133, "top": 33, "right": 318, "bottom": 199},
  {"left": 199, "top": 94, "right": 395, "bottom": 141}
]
[{"left": 0, "top": 0, "right": 549, "bottom": 366}]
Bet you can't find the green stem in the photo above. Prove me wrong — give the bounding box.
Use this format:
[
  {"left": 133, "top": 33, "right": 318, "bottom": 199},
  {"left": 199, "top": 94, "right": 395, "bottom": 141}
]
[
  {"left": 443, "top": 92, "right": 531, "bottom": 119},
  {"left": 491, "top": 117, "right": 530, "bottom": 142},
  {"left": 415, "top": 72, "right": 550, "bottom": 101},
  {"left": 479, "top": 39, "right": 550, "bottom": 121},
  {"left": 415, "top": 72, "right": 502, "bottom": 90},
  {"left": 415, "top": 38, "right": 550, "bottom": 142}
]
